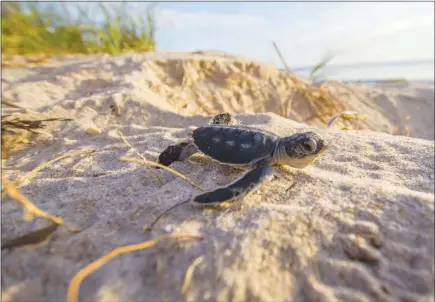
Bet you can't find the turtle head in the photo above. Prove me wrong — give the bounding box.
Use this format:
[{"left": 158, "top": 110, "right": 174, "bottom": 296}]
[{"left": 274, "top": 132, "right": 327, "bottom": 168}]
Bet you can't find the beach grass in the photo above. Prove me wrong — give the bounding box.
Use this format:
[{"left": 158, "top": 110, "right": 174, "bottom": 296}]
[
  {"left": 1, "top": 2, "right": 156, "bottom": 59},
  {"left": 308, "top": 51, "right": 337, "bottom": 82}
]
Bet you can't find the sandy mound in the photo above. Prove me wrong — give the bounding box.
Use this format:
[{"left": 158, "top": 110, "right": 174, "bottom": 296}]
[
  {"left": 1, "top": 53, "right": 434, "bottom": 302},
  {"left": 2, "top": 52, "right": 434, "bottom": 139}
]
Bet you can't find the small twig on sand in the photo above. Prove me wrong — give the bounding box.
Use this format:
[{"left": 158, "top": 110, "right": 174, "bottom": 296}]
[
  {"left": 120, "top": 157, "right": 203, "bottom": 191},
  {"left": 14, "top": 148, "right": 95, "bottom": 186},
  {"left": 143, "top": 198, "right": 191, "bottom": 231},
  {"left": 181, "top": 255, "right": 204, "bottom": 294},
  {"left": 2, "top": 176, "right": 80, "bottom": 233},
  {"left": 67, "top": 233, "right": 203, "bottom": 302},
  {"left": 117, "top": 130, "right": 163, "bottom": 185},
  {"left": 326, "top": 111, "right": 367, "bottom": 128}
]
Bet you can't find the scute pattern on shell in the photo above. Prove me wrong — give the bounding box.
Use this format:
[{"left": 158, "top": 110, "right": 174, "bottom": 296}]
[{"left": 192, "top": 125, "right": 278, "bottom": 164}]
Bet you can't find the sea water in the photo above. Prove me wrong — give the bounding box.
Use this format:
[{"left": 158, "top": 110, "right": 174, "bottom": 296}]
[{"left": 290, "top": 60, "right": 434, "bottom": 85}]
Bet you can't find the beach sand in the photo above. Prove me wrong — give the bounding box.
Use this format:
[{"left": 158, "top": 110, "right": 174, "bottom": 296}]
[{"left": 1, "top": 52, "right": 434, "bottom": 302}]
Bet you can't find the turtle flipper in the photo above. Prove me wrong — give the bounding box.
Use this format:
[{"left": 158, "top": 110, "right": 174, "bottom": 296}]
[
  {"left": 157, "top": 112, "right": 235, "bottom": 168},
  {"left": 191, "top": 160, "right": 274, "bottom": 206},
  {"left": 157, "top": 141, "right": 198, "bottom": 168}
]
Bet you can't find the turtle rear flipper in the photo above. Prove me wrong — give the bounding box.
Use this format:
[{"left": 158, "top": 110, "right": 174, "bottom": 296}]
[{"left": 191, "top": 159, "right": 274, "bottom": 206}]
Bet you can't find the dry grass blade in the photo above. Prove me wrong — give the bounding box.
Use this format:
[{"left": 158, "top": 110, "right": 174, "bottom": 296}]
[
  {"left": 404, "top": 127, "right": 410, "bottom": 137},
  {"left": 143, "top": 198, "right": 190, "bottom": 231},
  {"left": 181, "top": 255, "right": 204, "bottom": 294},
  {"left": 14, "top": 148, "right": 95, "bottom": 186},
  {"left": 272, "top": 41, "right": 292, "bottom": 73},
  {"left": 327, "top": 111, "right": 368, "bottom": 128},
  {"left": 1, "top": 100, "right": 27, "bottom": 109},
  {"left": 308, "top": 52, "right": 336, "bottom": 81},
  {"left": 66, "top": 233, "right": 204, "bottom": 302},
  {"left": 1, "top": 115, "right": 74, "bottom": 158},
  {"left": 2, "top": 176, "right": 80, "bottom": 232},
  {"left": 2, "top": 117, "right": 73, "bottom": 132},
  {"left": 117, "top": 130, "right": 163, "bottom": 185},
  {"left": 272, "top": 42, "right": 342, "bottom": 123},
  {"left": 120, "top": 157, "right": 203, "bottom": 191}
]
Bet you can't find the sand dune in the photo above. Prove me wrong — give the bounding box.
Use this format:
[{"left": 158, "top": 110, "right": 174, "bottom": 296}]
[
  {"left": 3, "top": 52, "right": 434, "bottom": 138},
  {"left": 1, "top": 53, "right": 434, "bottom": 302}
]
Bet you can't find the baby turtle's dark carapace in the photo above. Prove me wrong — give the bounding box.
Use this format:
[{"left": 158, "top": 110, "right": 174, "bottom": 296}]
[
  {"left": 157, "top": 113, "right": 327, "bottom": 206},
  {"left": 192, "top": 125, "right": 278, "bottom": 165}
]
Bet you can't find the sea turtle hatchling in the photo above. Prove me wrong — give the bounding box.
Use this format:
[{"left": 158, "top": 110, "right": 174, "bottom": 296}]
[{"left": 156, "top": 113, "right": 328, "bottom": 206}]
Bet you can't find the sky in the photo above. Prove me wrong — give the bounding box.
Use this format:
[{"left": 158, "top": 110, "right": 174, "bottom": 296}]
[{"left": 37, "top": 1, "right": 435, "bottom": 69}]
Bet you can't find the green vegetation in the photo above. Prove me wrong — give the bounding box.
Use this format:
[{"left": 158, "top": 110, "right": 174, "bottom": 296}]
[
  {"left": 308, "top": 52, "right": 337, "bottom": 82},
  {"left": 1, "top": 2, "right": 156, "bottom": 57}
]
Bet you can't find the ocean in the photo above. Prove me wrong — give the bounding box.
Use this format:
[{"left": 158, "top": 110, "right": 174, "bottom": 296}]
[{"left": 289, "top": 60, "right": 434, "bottom": 85}]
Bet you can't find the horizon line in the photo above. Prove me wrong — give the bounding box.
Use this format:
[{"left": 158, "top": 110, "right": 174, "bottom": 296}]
[{"left": 289, "top": 58, "right": 435, "bottom": 72}]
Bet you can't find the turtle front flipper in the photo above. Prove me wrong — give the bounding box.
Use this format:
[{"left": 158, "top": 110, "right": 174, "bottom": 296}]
[
  {"left": 191, "top": 159, "right": 274, "bottom": 206},
  {"left": 157, "top": 141, "right": 198, "bottom": 168}
]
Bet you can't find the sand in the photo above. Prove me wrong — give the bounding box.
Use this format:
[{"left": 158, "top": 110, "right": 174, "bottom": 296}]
[{"left": 1, "top": 52, "right": 434, "bottom": 302}]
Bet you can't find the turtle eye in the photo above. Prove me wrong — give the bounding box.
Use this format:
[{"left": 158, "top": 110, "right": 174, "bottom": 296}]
[{"left": 302, "top": 138, "right": 317, "bottom": 153}]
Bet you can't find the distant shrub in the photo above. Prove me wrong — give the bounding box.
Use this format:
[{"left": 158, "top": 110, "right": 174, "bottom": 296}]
[{"left": 1, "top": 2, "right": 156, "bottom": 56}]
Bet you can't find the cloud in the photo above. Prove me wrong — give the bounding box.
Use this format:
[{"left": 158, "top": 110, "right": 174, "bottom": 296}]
[
  {"left": 263, "top": 2, "right": 435, "bottom": 65},
  {"left": 328, "top": 8, "right": 434, "bottom": 63},
  {"left": 57, "top": 2, "right": 434, "bottom": 66},
  {"left": 155, "top": 7, "right": 265, "bottom": 31},
  {"left": 372, "top": 14, "right": 434, "bottom": 37}
]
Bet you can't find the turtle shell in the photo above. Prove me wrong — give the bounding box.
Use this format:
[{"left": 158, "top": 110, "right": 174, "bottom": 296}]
[{"left": 192, "top": 125, "right": 278, "bottom": 164}]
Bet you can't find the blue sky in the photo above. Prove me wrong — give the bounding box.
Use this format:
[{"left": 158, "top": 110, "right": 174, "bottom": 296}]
[{"left": 39, "top": 1, "right": 435, "bottom": 68}]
